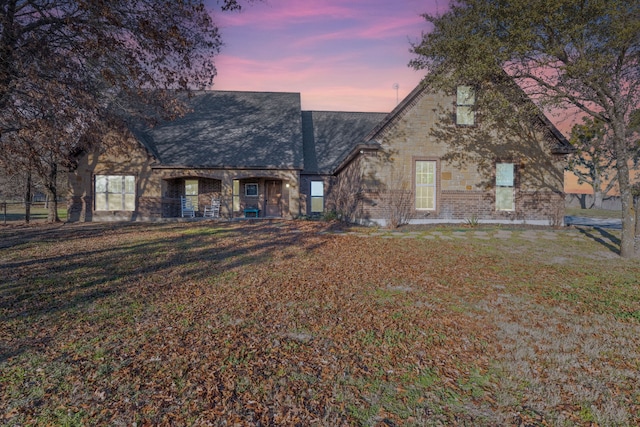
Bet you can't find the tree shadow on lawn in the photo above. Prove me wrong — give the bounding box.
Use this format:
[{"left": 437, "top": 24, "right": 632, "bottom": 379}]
[
  {"left": 0, "top": 221, "right": 328, "bottom": 361},
  {"left": 575, "top": 226, "right": 621, "bottom": 255},
  {"left": 0, "top": 221, "right": 145, "bottom": 249}
]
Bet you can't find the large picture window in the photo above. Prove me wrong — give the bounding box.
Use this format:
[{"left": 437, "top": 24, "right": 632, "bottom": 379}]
[
  {"left": 496, "top": 163, "right": 515, "bottom": 211},
  {"left": 456, "top": 85, "right": 475, "bottom": 126},
  {"left": 310, "top": 181, "right": 324, "bottom": 213},
  {"left": 415, "top": 161, "right": 436, "bottom": 210},
  {"left": 95, "top": 175, "right": 135, "bottom": 211}
]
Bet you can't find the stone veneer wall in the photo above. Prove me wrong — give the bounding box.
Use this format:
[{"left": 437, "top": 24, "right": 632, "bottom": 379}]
[
  {"left": 68, "top": 139, "right": 302, "bottom": 221},
  {"left": 334, "top": 88, "right": 567, "bottom": 226}
]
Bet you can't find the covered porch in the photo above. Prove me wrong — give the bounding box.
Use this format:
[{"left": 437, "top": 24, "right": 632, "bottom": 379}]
[{"left": 160, "top": 174, "right": 294, "bottom": 219}]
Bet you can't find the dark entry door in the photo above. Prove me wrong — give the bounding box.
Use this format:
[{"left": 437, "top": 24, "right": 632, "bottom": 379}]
[{"left": 265, "top": 180, "right": 282, "bottom": 217}]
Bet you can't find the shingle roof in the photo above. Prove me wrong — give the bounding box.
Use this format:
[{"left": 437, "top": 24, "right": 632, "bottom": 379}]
[
  {"left": 301, "top": 111, "right": 387, "bottom": 174},
  {"left": 134, "top": 91, "right": 304, "bottom": 169}
]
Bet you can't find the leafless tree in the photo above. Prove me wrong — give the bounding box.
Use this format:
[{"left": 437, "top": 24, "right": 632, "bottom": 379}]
[{"left": 0, "top": 0, "right": 251, "bottom": 221}]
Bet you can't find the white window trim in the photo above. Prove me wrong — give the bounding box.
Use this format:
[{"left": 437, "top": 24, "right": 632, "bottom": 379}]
[{"left": 415, "top": 160, "right": 436, "bottom": 211}]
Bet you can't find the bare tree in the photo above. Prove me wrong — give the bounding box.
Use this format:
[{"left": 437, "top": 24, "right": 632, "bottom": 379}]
[
  {"left": 380, "top": 166, "right": 414, "bottom": 229},
  {"left": 568, "top": 117, "right": 618, "bottom": 209},
  {"left": 0, "top": 0, "right": 251, "bottom": 222},
  {"left": 327, "top": 158, "right": 365, "bottom": 223}
]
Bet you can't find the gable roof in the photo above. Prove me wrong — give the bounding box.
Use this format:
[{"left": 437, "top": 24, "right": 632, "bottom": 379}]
[
  {"left": 133, "top": 91, "right": 304, "bottom": 169},
  {"left": 301, "top": 111, "right": 387, "bottom": 175},
  {"left": 363, "top": 82, "right": 573, "bottom": 155}
]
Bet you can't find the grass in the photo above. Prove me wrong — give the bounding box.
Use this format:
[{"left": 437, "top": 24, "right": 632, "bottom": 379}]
[
  {"left": 565, "top": 206, "right": 621, "bottom": 218},
  {"left": 0, "top": 202, "right": 67, "bottom": 223},
  {"left": 1, "top": 220, "right": 638, "bottom": 426}
]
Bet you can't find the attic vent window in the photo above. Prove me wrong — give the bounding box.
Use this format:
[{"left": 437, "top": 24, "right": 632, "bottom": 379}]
[{"left": 456, "top": 85, "right": 475, "bottom": 126}]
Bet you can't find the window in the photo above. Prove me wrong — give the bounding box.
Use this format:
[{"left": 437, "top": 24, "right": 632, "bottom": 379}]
[
  {"left": 310, "top": 181, "right": 324, "bottom": 213},
  {"left": 496, "top": 163, "right": 515, "bottom": 211},
  {"left": 415, "top": 161, "right": 436, "bottom": 210},
  {"left": 245, "top": 183, "right": 258, "bottom": 197},
  {"left": 456, "top": 85, "right": 475, "bottom": 125},
  {"left": 95, "top": 175, "right": 135, "bottom": 211},
  {"left": 233, "top": 180, "right": 240, "bottom": 212},
  {"left": 185, "top": 179, "right": 198, "bottom": 209}
]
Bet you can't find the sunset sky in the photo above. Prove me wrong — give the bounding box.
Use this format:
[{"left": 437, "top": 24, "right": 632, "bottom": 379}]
[
  {"left": 208, "top": 0, "right": 589, "bottom": 193},
  {"left": 210, "top": 0, "right": 437, "bottom": 113}
]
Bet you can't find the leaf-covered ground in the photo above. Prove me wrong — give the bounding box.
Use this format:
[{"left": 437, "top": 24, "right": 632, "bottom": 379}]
[{"left": 1, "top": 221, "right": 639, "bottom": 426}]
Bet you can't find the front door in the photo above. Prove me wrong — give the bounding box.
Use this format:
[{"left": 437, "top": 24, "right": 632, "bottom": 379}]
[{"left": 265, "top": 180, "right": 282, "bottom": 217}]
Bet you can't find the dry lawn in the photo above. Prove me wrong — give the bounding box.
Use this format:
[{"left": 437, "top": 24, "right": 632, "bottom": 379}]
[{"left": 0, "top": 221, "right": 638, "bottom": 426}]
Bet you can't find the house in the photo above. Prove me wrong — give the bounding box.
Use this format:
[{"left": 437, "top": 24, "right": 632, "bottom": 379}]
[
  {"left": 68, "top": 84, "right": 571, "bottom": 225},
  {"left": 327, "top": 84, "right": 573, "bottom": 226}
]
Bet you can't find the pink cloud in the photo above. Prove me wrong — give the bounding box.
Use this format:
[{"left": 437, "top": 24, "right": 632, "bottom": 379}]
[
  {"left": 216, "top": 1, "right": 361, "bottom": 29},
  {"left": 209, "top": 1, "right": 433, "bottom": 111},
  {"left": 290, "top": 15, "right": 425, "bottom": 48},
  {"left": 213, "top": 53, "right": 423, "bottom": 112}
]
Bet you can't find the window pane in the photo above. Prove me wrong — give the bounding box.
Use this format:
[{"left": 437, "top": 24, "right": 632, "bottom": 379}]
[
  {"left": 124, "top": 176, "right": 135, "bottom": 194},
  {"left": 108, "top": 176, "right": 122, "bottom": 194},
  {"left": 108, "top": 193, "right": 122, "bottom": 210},
  {"left": 311, "top": 181, "right": 323, "bottom": 197},
  {"left": 124, "top": 194, "right": 135, "bottom": 211},
  {"left": 496, "top": 187, "right": 514, "bottom": 211},
  {"left": 311, "top": 197, "right": 323, "bottom": 213},
  {"left": 456, "top": 106, "right": 474, "bottom": 125},
  {"left": 95, "top": 193, "right": 107, "bottom": 211},
  {"left": 185, "top": 180, "right": 198, "bottom": 196},
  {"left": 186, "top": 195, "right": 198, "bottom": 209},
  {"left": 95, "top": 176, "right": 107, "bottom": 193},
  {"left": 416, "top": 161, "right": 434, "bottom": 185},
  {"left": 457, "top": 85, "right": 475, "bottom": 105},
  {"left": 496, "top": 163, "right": 514, "bottom": 186},
  {"left": 416, "top": 186, "right": 434, "bottom": 210}
]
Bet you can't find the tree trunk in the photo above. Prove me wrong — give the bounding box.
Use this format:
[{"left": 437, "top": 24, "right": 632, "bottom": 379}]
[
  {"left": 613, "top": 138, "right": 637, "bottom": 258},
  {"left": 24, "top": 169, "right": 31, "bottom": 224},
  {"left": 591, "top": 175, "right": 603, "bottom": 209},
  {"left": 635, "top": 195, "right": 640, "bottom": 239},
  {"left": 45, "top": 162, "right": 60, "bottom": 223},
  {"left": 593, "top": 191, "right": 604, "bottom": 209}
]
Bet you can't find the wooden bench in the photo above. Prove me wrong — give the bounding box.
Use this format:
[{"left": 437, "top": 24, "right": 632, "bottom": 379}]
[{"left": 244, "top": 207, "right": 260, "bottom": 218}]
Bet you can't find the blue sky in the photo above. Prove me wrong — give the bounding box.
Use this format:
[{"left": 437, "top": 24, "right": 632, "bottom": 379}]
[{"left": 209, "top": 0, "right": 443, "bottom": 112}]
